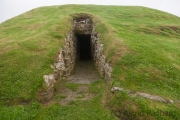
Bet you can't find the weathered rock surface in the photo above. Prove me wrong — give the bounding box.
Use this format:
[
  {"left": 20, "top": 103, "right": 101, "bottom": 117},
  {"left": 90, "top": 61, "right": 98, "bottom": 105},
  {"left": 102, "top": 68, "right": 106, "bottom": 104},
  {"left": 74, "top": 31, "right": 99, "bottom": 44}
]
[
  {"left": 42, "top": 32, "right": 77, "bottom": 100},
  {"left": 111, "top": 87, "right": 174, "bottom": 104},
  {"left": 91, "top": 31, "right": 112, "bottom": 81}
]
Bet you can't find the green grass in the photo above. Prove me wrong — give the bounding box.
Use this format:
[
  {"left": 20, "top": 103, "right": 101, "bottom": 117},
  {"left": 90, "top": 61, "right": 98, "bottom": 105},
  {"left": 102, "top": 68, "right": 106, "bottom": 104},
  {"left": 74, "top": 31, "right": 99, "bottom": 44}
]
[
  {"left": 0, "top": 4, "right": 180, "bottom": 119},
  {"left": 65, "top": 83, "right": 80, "bottom": 91},
  {"left": 55, "top": 94, "right": 67, "bottom": 99},
  {"left": 0, "top": 80, "right": 117, "bottom": 120}
]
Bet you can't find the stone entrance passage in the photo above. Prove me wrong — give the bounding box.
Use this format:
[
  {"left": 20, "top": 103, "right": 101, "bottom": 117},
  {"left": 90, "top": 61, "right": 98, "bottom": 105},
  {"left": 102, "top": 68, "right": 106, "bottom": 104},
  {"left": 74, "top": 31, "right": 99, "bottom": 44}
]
[
  {"left": 39, "top": 14, "right": 112, "bottom": 101},
  {"left": 70, "top": 15, "right": 99, "bottom": 84}
]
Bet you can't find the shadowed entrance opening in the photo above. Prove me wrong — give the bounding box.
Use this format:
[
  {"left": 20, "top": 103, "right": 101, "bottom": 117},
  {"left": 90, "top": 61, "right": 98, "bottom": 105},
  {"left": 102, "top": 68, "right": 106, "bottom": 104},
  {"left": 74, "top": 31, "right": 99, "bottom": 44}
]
[
  {"left": 68, "top": 14, "right": 100, "bottom": 84},
  {"left": 68, "top": 33, "right": 100, "bottom": 84},
  {"left": 76, "top": 34, "right": 92, "bottom": 60}
]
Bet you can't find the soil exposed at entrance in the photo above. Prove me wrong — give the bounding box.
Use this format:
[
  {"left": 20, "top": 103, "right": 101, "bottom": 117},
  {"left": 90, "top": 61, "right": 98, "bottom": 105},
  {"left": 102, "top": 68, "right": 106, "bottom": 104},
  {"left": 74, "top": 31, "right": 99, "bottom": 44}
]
[
  {"left": 42, "top": 60, "right": 100, "bottom": 106},
  {"left": 67, "top": 60, "right": 100, "bottom": 84}
]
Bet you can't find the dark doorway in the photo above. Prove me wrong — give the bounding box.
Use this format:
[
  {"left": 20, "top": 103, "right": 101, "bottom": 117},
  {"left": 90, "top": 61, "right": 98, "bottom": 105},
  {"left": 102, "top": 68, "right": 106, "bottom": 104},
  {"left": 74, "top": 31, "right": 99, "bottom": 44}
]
[{"left": 76, "top": 34, "right": 92, "bottom": 60}]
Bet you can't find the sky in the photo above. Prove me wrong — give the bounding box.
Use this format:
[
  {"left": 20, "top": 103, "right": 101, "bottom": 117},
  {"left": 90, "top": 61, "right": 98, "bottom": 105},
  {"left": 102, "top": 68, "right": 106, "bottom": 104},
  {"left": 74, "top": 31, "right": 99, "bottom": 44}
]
[{"left": 0, "top": 0, "right": 180, "bottom": 23}]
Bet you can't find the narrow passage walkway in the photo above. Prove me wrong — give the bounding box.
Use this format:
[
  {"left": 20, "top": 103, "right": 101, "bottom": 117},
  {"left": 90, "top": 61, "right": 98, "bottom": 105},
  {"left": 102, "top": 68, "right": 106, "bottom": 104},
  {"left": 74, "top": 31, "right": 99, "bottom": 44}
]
[{"left": 67, "top": 60, "right": 100, "bottom": 84}]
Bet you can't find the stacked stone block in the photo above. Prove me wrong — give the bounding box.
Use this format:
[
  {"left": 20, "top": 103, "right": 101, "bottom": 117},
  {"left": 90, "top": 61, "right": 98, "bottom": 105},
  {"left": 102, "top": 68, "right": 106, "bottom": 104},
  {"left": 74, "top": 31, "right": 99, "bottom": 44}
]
[
  {"left": 91, "top": 31, "right": 113, "bottom": 81},
  {"left": 41, "top": 32, "right": 77, "bottom": 100}
]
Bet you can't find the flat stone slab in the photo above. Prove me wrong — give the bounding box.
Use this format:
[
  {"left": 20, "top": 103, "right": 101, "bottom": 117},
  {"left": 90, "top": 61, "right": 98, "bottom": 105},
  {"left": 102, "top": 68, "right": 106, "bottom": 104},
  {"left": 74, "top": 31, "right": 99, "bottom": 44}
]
[
  {"left": 111, "top": 87, "right": 174, "bottom": 104},
  {"left": 67, "top": 60, "right": 100, "bottom": 84}
]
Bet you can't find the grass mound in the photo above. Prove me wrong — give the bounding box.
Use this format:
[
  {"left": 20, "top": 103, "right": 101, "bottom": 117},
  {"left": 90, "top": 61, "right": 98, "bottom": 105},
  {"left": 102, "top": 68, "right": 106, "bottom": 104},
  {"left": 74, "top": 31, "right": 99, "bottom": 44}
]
[{"left": 0, "top": 5, "right": 180, "bottom": 119}]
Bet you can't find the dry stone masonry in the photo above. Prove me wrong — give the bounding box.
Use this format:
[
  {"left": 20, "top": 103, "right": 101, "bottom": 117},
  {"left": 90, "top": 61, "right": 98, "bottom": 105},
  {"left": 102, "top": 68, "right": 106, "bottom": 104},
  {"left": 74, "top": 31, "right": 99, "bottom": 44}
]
[
  {"left": 40, "top": 32, "right": 77, "bottom": 100},
  {"left": 73, "top": 17, "right": 93, "bottom": 34},
  {"left": 91, "top": 31, "right": 113, "bottom": 81},
  {"left": 40, "top": 14, "right": 112, "bottom": 101},
  {"left": 50, "top": 32, "right": 77, "bottom": 81}
]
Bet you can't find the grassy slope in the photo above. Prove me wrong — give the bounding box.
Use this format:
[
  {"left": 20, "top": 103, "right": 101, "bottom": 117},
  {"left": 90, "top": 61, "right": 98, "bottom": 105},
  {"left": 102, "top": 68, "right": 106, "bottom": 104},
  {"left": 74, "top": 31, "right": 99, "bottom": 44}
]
[{"left": 0, "top": 5, "right": 180, "bottom": 119}]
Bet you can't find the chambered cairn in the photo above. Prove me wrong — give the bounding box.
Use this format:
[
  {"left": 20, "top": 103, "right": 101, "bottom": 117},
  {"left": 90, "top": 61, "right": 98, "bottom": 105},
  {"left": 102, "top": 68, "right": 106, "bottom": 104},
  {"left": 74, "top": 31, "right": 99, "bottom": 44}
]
[{"left": 40, "top": 14, "right": 112, "bottom": 101}]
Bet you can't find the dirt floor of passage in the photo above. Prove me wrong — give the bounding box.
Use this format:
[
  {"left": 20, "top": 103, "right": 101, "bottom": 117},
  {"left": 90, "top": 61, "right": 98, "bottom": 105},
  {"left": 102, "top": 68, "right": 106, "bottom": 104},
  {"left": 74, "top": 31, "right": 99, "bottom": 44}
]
[
  {"left": 42, "top": 60, "right": 101, "bottom": 106},
  {"left": 67, "top": 60, "right": 100, "bottom": 84}
]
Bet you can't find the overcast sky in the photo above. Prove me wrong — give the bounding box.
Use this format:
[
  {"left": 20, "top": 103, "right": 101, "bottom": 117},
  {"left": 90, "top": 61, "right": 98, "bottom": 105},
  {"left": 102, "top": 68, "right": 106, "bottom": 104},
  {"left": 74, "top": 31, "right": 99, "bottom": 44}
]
[{"left": 0, "top": 0, "right": 180, "bottom": 23}]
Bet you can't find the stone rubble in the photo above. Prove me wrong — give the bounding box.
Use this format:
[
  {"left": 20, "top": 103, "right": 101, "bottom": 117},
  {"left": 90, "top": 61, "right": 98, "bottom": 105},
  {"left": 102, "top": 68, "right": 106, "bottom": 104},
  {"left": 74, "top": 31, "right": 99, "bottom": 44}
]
[{"left": 111, "top": 87, "right": 174, "bottom": 104}]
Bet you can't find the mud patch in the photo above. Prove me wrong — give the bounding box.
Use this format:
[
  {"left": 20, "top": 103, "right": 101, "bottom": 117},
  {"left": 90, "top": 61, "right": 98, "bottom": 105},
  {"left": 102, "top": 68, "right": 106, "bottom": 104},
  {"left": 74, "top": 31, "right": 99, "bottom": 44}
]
[
  {"left": 43, "top": 84, "right": 94, "bottom": 106},
  {"left": 58, "top": 85, "right": 94, "bottom": 106},
  {"left": 18, "top": 99, "right": 31, "bottom": 106},
  {"left": 40, "top": 60, "right": 100, "bottom": 106}
]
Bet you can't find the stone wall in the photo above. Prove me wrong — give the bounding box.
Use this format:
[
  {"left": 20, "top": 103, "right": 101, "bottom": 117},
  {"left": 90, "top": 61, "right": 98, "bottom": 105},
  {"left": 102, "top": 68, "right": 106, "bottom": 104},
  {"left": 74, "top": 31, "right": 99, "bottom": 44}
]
[
  {"left": 91, "top": 30, "right": 113, "bottom": 81},
  {"left": 40, "top": 32, "right": 77, "bottom": 101},
  {"left": 73, "top": 17, "right": 93, "bottom": 34}
]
